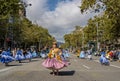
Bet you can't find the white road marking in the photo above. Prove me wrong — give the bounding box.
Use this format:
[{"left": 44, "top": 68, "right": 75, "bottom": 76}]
[
  {"left": 110, "top": 65, "right": 120, "bottom": 69},
  {"left": 0, "top": 67, "right": 14, "bottom": 73},
  {"left": 94, "top": 60, "right": 100, "bottom": 63},
  {"left": 94, "top": 60, "right": 120, "bottom": 69},
  {"left": 74, "top": 59, "right": 77, "bottom": 62},
  {"left": 83, "top": 65, "right": 90, "bottom": 69}
]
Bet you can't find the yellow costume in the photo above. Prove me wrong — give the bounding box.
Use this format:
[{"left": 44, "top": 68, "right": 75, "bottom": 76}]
[
  {"left": 48, "top": 48, "right": 62, "bottom": 61},
  {"left": 76, "top": 50, "right": 80, "bottom": 57}
]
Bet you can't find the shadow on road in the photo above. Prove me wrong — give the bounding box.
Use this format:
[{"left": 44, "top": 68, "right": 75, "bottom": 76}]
[
  {"left": 20, "top": 61, "right": 29, "bottom": 63},
  {"left": 58, "top": 70, "right": 75, "bottom": 76},
  {"left": 31, "top": 59, "right": 39, "bottom": 62},
  {"left": 6, "top": 64, "right": 22, "bottom": 67}
]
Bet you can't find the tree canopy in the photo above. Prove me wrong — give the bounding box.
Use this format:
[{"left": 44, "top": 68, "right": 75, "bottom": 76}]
[
  {"left": 0, "top": 0, "right": 54, "bottom": 49},
  {"left": 80, "top": 0, "right": 120, "bottom": 42},
  {"left": 63, "top": 0, "right": 120, "bottom": 49}
]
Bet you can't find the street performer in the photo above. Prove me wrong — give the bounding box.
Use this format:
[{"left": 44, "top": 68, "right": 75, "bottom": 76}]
[{"left": 42, "top": 42, "right": 69, "bottom": 75}]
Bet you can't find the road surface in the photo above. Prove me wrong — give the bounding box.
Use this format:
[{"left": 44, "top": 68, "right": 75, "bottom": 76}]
[{"left": 0, "top": 55, "right": 120, "bottom": 81}]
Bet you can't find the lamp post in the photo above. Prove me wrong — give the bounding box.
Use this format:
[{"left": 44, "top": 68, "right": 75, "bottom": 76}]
[
  {"left": 76, "top": 27, "right": 84, "bottom": 49},
  {"left": 18, "top": 1, "right": 31, "bottom": 48},
  {"left": 96, "top": 18, "right": 104, "bottom": 52},
  {"left": 82, "top": 29, "right": 84, "bottom": 49},
  {"left": 96, "top": 22, "right": 99, "bottom": 52},
  {"left": 19, "top": 0, "right": 32, "bottom": 17},
  {"left": 79, "top": 27, "right": 85, "bottom": 49}
]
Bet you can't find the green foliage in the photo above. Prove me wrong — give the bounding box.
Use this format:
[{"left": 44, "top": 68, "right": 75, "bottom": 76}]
[
  {"left": 63, "top": 14, "right": 119, "bottom": 48},
  {"left": 0, "top": 0, "right": 20, "bottom": 18},
  {"left": 0, "top": 0, "right": 53, "bottom": 48},
  {"left": 80, "top": 0, "right": 96, "bottom": 13},
  {"left": 80, "top": 0, "right": 120, "bottom": 43},
  {"left": 20, "top": 18, "right": 53, "bottom": 48},
  {"left": 63, "top": 26, "right": 83, "bottom": 48}
]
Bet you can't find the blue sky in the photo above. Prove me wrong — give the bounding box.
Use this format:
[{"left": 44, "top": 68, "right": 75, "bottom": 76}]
[
  {"left": 25, "top": 0, "right": 96, "bottom": 42},
  {"left": 47, "top": 0, "right": 73, "bottom": 11},
  {"left": 47, "top": 0, "right": 60, "bottom": 11}
]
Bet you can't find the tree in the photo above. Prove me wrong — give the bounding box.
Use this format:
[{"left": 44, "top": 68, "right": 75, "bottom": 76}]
[
  {"left": 0, "top": 0, "right": 21, "bottom": 18},
  {"left": 20, "top": 18, "right": 53, "bottom": 49},
  {"left": 80, "top": 0, "right": 120, "bottom": 43},
  {"left": 0, "top": 0, "right": 24, "bottom": 48},
  {"left": 63, "top": 26, "right": 84, "bottom": 49},
  {"left": 0, "top": 0, "right": 53, "bottom": 48}
]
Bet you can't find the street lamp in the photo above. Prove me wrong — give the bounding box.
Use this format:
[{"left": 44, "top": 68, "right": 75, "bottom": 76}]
[
  {"left": 18, "top": 1, "right": 32, "bottom": 47},
  {"left": 96, "top": 13, "right": 102, "bottom": 52},
  {"left": 96, "top": 19, "right": 103, "bottom": 52},
  {"left": 96, "top": 22, "right": 99, "bottom": 52},
  {"left": 79, "top": 28, "right": 85, "bottom": 49},
  {"left": 19, "top": 0, "right": 32, "bottom": 17},
  {"left": 76, "top": 27, "right": 85, "bottom": 49}
]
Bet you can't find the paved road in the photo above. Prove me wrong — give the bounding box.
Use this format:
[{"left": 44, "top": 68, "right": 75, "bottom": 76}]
[{"left": 0, "top": 55, "right": 120, "bottom": 81}]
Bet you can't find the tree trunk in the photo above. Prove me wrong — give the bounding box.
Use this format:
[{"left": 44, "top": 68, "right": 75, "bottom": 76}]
[
  {"left": 25, "top": 43, "right": 27, "bottom": 49},
  {"left": 4, "top": 33, "right": 7, "bottom": 49}
]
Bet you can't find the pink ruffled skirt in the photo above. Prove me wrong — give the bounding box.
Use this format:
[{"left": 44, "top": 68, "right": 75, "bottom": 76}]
[{"left": 42, "top": 58, "right": 68, "bottom": 70}]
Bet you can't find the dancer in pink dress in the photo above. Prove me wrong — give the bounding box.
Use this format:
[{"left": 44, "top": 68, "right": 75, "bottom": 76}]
[{"left": 42, "top": 42, "right": 68, "bottom": 75}]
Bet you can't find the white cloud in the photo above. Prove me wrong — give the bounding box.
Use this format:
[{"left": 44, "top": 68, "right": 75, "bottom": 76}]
[
  {"left": 25, "top": 0, "right": 48, "bottom": 21},
  {"left": 26, "top": 0, "right": 95, "bottom": 42}
]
